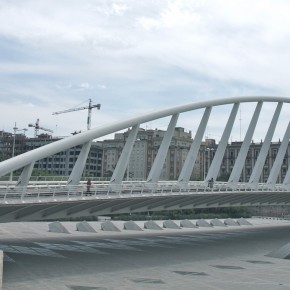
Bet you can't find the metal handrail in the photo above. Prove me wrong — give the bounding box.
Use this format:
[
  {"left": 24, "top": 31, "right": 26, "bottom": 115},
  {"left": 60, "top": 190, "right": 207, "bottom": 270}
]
[{"left": 0, "top": 181, "right": 289, "bottom": 204}]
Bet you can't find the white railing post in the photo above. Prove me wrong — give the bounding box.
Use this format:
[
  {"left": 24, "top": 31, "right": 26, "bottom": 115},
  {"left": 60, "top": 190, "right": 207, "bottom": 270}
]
[
  {"left": 52, "top": 186, "right": 56, "bottom": 200},
  {"left": 37, "top": 187, "right": 41, "bottom": 202},
  {"left": 130, "top": 184, "right": 134, "bottom": 195},
  {"left": 20, "top": 187, "right": 26, "bottom": 202},
  {"left": 4, "top": 192, "right": 7, "bottom": 203}
]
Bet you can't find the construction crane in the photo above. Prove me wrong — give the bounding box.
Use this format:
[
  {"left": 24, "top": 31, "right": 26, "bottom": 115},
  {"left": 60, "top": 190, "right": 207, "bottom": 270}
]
[
  {"left": 52, "top": 99, "right": 101, "bottom": 130},
  {"left": 28, "top": 118, "right": 53, "bottom": 138}
]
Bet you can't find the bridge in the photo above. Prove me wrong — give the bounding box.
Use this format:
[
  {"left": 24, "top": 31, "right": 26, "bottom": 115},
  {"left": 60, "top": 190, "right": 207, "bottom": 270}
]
[{"left": 1, "top": 96, "right": 290, "bottom": 222}]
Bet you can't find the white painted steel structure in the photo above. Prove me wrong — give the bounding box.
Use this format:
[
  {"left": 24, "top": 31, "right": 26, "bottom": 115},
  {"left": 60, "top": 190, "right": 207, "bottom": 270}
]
[
  {"left": 1, "top": 96, "right": 290, "bottom": 222},
  {"left": 0, "top": 180, "right": 290, "bottom": 222}
]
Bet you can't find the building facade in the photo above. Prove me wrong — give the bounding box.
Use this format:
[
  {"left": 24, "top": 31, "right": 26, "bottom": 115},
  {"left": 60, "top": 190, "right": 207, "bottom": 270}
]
[
  {"left": 0, "top": 132, "right": 103, "bottom": 178},
  {"left": 1, "top": 128, "right": 290, "bottom": 183},
  {"left": 102, "top": 127, "right": 196, "bottom": 180},
  {"left": 25, "top": 136, "right": 103, "bottom": 177},
  {"left": 0, "top": 130, "right": 27, "bottom": 161},
  {"left": 201, "top": 139, "right": 289, "bottom": 183}
]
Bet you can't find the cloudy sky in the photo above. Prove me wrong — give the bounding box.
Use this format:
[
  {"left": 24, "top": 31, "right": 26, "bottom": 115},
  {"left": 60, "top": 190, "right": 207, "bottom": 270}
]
[{"left": 1, "top": 0, "right": 290, "bottom": 142}]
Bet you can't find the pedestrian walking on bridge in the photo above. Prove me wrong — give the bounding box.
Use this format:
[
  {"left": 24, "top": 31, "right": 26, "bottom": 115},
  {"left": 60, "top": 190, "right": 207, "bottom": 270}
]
[
  {"left": 208, "top": 178, "right": 214, "bottom": 189},
  {"left": 86, "top": 178, "right": 92, "bottom": 195}
]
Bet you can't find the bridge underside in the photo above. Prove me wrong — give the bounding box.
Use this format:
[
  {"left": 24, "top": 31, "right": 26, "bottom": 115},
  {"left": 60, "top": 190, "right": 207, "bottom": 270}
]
[{"left": 1, "top": 191, "right": 290, "bottom": 222}]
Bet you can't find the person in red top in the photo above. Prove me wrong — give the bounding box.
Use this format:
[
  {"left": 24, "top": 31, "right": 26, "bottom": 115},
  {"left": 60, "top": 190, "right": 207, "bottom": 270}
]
[{"left": 86, "top": 178, "right": 92, "bottom": 195}]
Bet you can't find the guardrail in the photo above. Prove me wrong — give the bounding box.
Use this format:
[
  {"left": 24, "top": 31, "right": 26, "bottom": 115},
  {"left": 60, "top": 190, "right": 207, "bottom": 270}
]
[
  {"left": 252, "top": 216, "right": 290, "bottom": 220},
  {"left": 0, "top": 176, "right": 112, "bottom": 182},
  {"left": 0, "top": 181, "right": 289, "bottom": 204}
]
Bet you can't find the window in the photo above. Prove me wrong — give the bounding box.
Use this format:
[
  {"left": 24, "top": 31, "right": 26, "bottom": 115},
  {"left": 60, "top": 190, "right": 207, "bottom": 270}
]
[{"left": 255, "top": 150, "right": 259, "bottom": 158}]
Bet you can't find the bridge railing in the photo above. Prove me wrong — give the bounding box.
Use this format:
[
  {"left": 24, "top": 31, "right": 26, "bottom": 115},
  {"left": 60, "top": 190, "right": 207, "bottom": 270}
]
[
  {"left": 0, "top": 181, "right": 289, "bottom": 204},
  {"left": 0, "top": 175, "right": 112, "bottom": 182}
]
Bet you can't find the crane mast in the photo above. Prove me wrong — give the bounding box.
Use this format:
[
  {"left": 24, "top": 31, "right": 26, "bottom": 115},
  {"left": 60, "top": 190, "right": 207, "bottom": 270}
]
[
  {"left": 52, "top": 99, "right": 101, "bottom": 130},
  {"left": 28, "top": 118, "right": 53, "bottom": 138}
]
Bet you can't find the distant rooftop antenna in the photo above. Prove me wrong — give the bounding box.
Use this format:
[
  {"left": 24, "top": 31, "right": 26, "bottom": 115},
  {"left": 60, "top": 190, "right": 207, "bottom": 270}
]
[{"left": 52, "top": 99, "right": 101, "bottom": 130}]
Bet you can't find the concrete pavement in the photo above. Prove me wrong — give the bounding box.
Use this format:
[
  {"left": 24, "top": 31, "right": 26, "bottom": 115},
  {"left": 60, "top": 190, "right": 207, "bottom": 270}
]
[{"left": 1, "top": 218, "right": 290, "bottom": 289}]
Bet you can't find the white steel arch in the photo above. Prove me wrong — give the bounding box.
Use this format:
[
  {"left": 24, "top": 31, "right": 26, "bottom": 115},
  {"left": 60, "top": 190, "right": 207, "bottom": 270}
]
[{"left": 1, "top": 96, "right": 290, "bottom": 190}]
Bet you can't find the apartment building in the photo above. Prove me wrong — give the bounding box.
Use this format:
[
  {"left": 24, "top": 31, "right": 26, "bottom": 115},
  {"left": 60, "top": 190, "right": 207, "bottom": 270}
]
[
  {"left": 0, "top": 130, "right": 27, "bottom": 161},
  {"left": 1, "top": 128, "right": 289, "bottom": 183},
  {"left": 102, "top": 127, "right": 196, "bottom": 180},
  {"left": 0, "top": 132, "right": 103, "bottom": 177},
  {"left": 25, "top": 136, "right": 103, "bottom": 177},
  {"left": 201, "top": 139, "right": 289, "bottom": 183},
  {"left": 220, "top": 141, "right": 289, "bottom": 183}
]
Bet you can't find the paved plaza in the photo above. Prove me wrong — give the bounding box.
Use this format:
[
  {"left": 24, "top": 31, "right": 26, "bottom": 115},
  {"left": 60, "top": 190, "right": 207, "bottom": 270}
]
[{"left": 0, "top": 218, "right": 290, "bottom": 289}]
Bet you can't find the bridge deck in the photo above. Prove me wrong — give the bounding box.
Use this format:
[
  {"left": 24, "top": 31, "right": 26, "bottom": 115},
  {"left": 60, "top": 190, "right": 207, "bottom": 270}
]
[{"left": 0, "top": 181, "right": 289, "bottom": 222}]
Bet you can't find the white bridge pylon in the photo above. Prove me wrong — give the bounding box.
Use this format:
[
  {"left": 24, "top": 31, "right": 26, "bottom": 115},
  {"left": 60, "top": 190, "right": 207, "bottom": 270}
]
[{"left": 1, "top": 96, "right": 290, "bottom": 190}]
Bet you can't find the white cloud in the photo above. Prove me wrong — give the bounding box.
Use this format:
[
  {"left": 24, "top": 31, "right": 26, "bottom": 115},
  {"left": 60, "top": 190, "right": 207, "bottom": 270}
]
[
  {"left": 55, "top": 82, "right": 73, "bottom": 90},
  {"left": 112, "top": 2, "right": 128, "bottom": 15},
  {"left": 0, "top": 0, "right": 290, "bottom": 141},
  {"left": 97, "top": 84, "right": 107, "bottom": 89},
  {"left": 138, "top": 0, "right": 202, "bottom": 30},
  {"left": 77, "top": 82, "right": 93, "bottom": 90}
]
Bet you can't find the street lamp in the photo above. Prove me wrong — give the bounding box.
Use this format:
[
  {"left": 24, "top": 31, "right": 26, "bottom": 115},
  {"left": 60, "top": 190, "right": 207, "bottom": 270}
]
[{"left": 9, "top": 122, "right": 28, "bottom": 181}]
